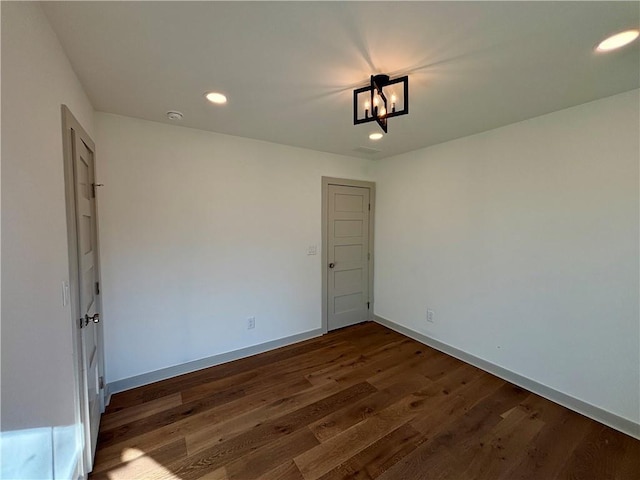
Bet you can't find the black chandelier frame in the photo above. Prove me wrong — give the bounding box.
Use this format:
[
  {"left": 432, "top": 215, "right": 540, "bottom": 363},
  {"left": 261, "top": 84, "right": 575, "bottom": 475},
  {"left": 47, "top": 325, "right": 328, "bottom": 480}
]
[{"left": 353, "top": 74, "right": 409, "bottom": 133}]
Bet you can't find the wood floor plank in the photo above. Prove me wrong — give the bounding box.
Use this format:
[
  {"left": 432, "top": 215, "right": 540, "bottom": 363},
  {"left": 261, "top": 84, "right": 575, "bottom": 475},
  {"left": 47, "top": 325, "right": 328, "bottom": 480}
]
[
  {"left": 417, "top": 352, "right": 464, "bottom": 382},
  {"left": 365, "top": 354, "right": 436, "bottom": 390},
  {"left": 93, "top": 376, "right": 312, "bottom": 473},
  {"left": 93, "top": 322, "right": 640, "bottom": 480},
  {"left": 295, "top": 407, "right": 411, "bottom": 479},
  {"left": 100, "top": 392, "right": 184, "bottom": 431},
  {"left": 499, "top": 401, "right": 592, "bottom": 480},
  {"left": 91, "top": 438, "right": 187, "bottom": 480},
  {"left": 376, "top": 383, "right": 530, "bottom": 480},
  {"left": 195, "top": 468, "right": 228, "bottom": 480},
  {"left": 457, "top": 405, "right": 545, "bottom": 479},
  {"left": 618, "top": 434, "right": 640, "bottom": 479},
  {"left": 366, "top": 341, "right": 456, "bottom": 382},
  {"left": 181, "top": 341, "right": 356, "bottom": 404},
  {"left": 317, "top": 423, "right": 425, "bottom": 480},
  {"left": 102, "top": 348, "right": 352, "bottom": 449},
  {"left": 308, "top": 373, "right": 431, "bottom": 443},
  {"left": 304, "top": 339, "right": 410, "bottom": 386},
  {"left": 154, "top": 382, "right": 377, "bottom": 480},
  {"left": 224, "top": 428, "right": 319, "bottom": 479},
  {"left": 296, "top": 376, "right": 483, "bottom": 480},
  {"left": 316, "top": 340, "right": 437, "bottom": 388},
  {"left": 409, "top": 369, "right": 505, "bottom": 436},
  {"left": 344, "top": 324, "right": 405, "bottom": 352},
  {"left": 98, "top": 381, "right": 248, "bottom": 448},
  {"left": 106, "top": 332, "right": 359, "bottom": 411},
  {"left": 256, "top": 460, "right": 305, "bottom": 480},
  {"left": 431, "top": 361, "right": 486, "bottom": 394},
  {"left": 557, "top": 422, "right": 640, "bottom": 479},
  {"left": 186, "top": 379, "right": 351, "bottom": 455}
]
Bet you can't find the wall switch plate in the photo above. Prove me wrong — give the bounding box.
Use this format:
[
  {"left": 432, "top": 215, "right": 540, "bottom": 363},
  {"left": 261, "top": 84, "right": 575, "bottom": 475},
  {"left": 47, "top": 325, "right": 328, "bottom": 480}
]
[
  {"left": 307, "top": 245, "right": 317, "bottom": 255},
  {"left": 427, "top": 309, "right": 435, "bottom": 323},
  {"left": 247, "top": 316, "right": 256, "bottom": 329},
  {"left": 62, "top": 281, "right": 70, "bottom": 307}
]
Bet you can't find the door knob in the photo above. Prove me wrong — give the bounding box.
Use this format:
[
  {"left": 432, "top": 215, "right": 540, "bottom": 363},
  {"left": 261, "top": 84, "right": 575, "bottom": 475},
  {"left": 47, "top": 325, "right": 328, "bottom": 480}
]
[
  {"left": 329, "top": 263, "right": 335, "bottom": 269},
  {"left": 84, "top": 313, "right": 100, "bottom": 326}
]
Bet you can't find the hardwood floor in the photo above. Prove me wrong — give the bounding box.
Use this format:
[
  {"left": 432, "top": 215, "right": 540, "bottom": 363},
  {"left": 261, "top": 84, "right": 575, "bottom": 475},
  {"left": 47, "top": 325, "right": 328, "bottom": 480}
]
[{"left": 92, "top": 322, "right": 640, "bottom": 479}]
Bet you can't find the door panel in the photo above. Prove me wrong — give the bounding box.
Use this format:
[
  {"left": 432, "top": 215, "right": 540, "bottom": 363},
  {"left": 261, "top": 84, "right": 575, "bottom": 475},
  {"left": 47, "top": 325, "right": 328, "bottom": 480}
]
[
  {"left": 327, "top": 185, "right": 370, "bottom": 330},
  {"left": 334, "top": 193, "right": 363, "bottom": 212},
  {"left": 334, "top": 268, "right": 363, "bottom": 292},
  {"left": 334, "top": 245, "right": 362, "bottom": 263},
  {"left": 334, "top": 219, "right": 363, "bottom": 237}
]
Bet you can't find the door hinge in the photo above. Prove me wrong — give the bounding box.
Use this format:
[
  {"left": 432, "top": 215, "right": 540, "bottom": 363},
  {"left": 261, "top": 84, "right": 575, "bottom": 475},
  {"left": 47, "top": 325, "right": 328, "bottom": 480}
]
[
  {"left": 99, "top": 376, "right": 104, "bottom": 390},
  {"left": 368, "top": 203, "right": 371, "bottom": 211},
  {"left": 79, "top": 317, "right": 84, "bottom": 329},
  {"left": 367, "top": 252, "right": 370, "bottom": 261},
  {"left": 367, "top": 301, "right": 370, "bottom": 310},
  {"left": 95, "top": 282, "right": 100, "bottom": 295},
  {"left": 92, "top": 183, "right": 104, "bottom": 198}
]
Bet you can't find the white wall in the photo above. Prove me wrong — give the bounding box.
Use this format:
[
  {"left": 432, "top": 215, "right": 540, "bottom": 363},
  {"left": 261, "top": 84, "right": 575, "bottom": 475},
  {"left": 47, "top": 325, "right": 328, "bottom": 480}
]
[
  {"left": 373, "top": 90, "right": 640, "bottom": 424},
  {"left": 95, "top": 113, "right": 373, "bottom": 383},
  {"left": 1, "top": 2, "right": 95, "bottom": 430}
]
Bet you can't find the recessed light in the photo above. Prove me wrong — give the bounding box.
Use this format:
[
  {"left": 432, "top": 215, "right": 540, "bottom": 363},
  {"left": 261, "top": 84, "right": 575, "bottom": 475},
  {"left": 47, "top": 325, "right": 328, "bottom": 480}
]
[
  {"left": 596, "top": 29, "right": 639, "bottom": 52},
  {"left": 205, "top": 92, "right": 228, "bottom": 104},
  {"left": 166, "top": 111, "right": 183, "bottom": 121},
  {"left": 369, "top": 133, "right": 383, "bottom": 140}
]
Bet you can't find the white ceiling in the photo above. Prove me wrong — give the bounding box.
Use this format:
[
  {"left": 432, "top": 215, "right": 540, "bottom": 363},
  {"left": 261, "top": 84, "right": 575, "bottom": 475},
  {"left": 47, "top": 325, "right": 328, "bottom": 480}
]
[{"left": 42, "top": 1, "right": 640, "bottom": 159}]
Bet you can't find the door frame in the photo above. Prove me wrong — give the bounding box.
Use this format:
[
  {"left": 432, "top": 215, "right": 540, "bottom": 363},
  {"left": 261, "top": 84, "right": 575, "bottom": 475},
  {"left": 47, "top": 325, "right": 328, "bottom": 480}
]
[
  {"left": 61, "top": 105, "right": 105, "bottom": 477},
  {"left": 321, "top": 177, "right": 376, "bottom": 333}
]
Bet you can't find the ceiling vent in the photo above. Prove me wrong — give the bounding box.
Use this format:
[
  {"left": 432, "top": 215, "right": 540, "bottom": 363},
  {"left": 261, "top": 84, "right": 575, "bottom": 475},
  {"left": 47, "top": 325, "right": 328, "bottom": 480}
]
[{"left": 353, "top": 146, "right": 381, "bottom": 155}]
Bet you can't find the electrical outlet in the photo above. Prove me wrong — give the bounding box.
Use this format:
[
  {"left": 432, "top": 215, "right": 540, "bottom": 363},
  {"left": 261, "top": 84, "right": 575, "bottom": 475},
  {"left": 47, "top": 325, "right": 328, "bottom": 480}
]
[
  {"left": 247, "top": 316, "right": 256, "bottom": 329},
  {"left": 427, "top": 309, "right": 435, "bottom": 323}
]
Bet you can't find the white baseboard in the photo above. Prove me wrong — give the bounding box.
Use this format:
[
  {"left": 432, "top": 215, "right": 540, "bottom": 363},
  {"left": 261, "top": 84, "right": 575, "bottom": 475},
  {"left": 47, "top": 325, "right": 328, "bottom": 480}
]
[
  {"left": 105, "top": 328, "right": 324, "bottom": 403},
  {"left": 374, "top": 315, "right": 640, "bottom": 440}
]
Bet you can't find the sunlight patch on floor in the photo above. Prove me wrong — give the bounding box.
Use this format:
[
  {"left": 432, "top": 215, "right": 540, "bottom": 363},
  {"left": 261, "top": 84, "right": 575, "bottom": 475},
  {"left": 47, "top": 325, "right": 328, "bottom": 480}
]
[
  {"left": 106, "top": 448, "right": 182, "bottom": 479},
  {"left": 120, "top": 447, "right": 146, "bottom": 462}
]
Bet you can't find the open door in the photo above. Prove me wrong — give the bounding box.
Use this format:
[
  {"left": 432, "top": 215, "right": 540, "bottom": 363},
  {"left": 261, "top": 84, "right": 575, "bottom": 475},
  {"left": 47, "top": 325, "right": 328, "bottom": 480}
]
[{"left": 62, "top": 105, "right": 105, "bottom": 475}]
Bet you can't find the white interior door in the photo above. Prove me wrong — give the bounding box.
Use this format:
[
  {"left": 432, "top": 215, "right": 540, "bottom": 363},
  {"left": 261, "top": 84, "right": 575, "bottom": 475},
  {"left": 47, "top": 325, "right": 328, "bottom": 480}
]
[
  {"left": 327, "top": 184, "right": 371, "bottom": 330},
  {"left": 72, "top": 131, "right": 102, "bottom": 470}
]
